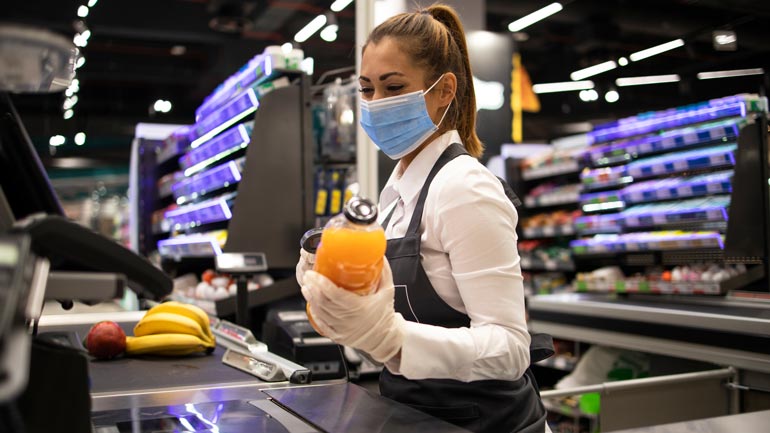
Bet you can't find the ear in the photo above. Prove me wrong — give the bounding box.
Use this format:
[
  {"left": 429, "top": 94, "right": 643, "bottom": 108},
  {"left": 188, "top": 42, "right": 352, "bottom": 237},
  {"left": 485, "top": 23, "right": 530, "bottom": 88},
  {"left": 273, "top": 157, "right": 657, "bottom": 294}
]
[{"left": 437, "top": 72, "right": 457, "bottom": 106}]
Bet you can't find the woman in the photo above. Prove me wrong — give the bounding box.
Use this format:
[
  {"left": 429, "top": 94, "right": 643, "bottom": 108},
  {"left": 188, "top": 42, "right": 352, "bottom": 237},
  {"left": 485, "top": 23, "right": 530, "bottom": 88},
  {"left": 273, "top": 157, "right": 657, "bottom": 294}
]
[{"left": 298, "top": 4, "right": 552, "bottom": 432}]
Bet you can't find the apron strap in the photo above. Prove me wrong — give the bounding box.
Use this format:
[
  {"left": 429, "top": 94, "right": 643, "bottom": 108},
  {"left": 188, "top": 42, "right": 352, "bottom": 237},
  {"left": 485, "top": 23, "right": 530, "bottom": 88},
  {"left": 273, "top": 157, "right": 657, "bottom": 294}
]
[{"left": 406, "top": 142, "right": 468, "bottom": 235}]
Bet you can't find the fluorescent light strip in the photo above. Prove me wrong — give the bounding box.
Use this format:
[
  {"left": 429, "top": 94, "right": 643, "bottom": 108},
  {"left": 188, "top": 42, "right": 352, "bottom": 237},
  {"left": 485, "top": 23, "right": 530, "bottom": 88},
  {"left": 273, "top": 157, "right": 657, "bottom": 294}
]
[
  {"left": 570, "top": 60, "right": 617, "bottom": 81},
  {"left": 616, "top": 74, "right": 681, "bottom": 87},
  {"left": 330, "top": 0, "right": 354, "bottom": 12},
  {"left": 630, "top": 39, "right": 684, "bottom": 62},
  {"left": 532, "top": 80, "right": 594, "bottom": 94},
  {"left": 508, "top": 2, "right": 563, "bottom": 32},
  {"left": 697, "top": 68, "right": 765, "bottom": 80},
  {"left": 582, "top": 201, "right": 625, "bottom": 213},
  {"left": 294, "top": 15, "right": 327, "bottom": 43}
]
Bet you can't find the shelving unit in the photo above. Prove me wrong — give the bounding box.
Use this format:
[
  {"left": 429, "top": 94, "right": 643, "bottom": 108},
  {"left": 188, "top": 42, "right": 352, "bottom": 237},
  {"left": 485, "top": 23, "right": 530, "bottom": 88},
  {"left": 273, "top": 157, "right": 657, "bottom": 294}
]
[
  {"left": 508, "top": 147, "right": 586, "bottom": 295},
  {"left": 132, "top": 49, "right": 315, "bottom": 321},
  {"left": 567, "top": 94, "right": 768, "bottom": 295}
]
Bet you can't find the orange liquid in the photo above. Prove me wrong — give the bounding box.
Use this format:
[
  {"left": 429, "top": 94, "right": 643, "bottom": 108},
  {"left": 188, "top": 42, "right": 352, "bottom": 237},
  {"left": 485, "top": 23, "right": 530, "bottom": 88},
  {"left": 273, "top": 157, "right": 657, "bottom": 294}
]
[{"left": 313, "top": 226, "right": 387, "bottom": 294}]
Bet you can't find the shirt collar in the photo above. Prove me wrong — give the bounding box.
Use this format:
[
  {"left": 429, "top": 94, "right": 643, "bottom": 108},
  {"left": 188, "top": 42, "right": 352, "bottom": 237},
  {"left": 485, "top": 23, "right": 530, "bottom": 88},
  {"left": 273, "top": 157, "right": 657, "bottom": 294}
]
[{"left": 384, "top": 130, "right": 462, "bottom": 208}]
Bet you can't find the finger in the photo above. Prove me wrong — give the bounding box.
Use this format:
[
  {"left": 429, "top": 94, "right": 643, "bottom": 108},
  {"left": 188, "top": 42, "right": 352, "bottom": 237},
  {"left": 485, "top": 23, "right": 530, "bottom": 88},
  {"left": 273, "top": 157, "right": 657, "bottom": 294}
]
[{"left": 300, "top": 286, "right": 313, "bottom": 303}]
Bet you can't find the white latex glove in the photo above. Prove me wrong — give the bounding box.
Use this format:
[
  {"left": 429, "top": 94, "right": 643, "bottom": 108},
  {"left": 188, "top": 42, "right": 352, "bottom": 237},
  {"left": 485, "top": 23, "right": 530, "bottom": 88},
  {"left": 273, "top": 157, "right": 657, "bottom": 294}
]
[
  {"left": 301, "top": 258, "right": 405, "bottom": 363},
  {"left": 295, "top": 248, "right": 315, "bottom": 286}
]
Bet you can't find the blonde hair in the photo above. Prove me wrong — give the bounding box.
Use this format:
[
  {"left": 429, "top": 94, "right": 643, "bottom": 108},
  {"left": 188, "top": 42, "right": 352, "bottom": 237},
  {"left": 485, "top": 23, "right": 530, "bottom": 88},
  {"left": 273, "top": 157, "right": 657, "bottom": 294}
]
[{"left": 363, "top": 3, "right": 483, "bottom": 157}]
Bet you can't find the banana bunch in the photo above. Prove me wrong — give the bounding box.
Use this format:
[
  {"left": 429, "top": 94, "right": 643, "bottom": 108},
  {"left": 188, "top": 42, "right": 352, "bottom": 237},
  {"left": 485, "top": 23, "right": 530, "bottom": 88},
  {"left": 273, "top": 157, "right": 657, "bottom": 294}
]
[{"left": 126, "top": 301, "right": 216, "bottom": 357}]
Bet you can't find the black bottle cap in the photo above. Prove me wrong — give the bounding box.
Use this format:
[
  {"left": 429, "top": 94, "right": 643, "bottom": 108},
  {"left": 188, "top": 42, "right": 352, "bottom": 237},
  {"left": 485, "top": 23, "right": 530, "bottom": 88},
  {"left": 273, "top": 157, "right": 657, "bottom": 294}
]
[{"left": 343, "top": 197, "right": 378, "bottom": 225}]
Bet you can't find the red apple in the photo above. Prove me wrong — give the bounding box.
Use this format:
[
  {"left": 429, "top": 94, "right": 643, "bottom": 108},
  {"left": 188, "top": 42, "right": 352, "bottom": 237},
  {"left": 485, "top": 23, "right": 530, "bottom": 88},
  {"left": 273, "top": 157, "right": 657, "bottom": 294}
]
[{"left": 86, "top": 321, "right": 127, "bottom": 360}]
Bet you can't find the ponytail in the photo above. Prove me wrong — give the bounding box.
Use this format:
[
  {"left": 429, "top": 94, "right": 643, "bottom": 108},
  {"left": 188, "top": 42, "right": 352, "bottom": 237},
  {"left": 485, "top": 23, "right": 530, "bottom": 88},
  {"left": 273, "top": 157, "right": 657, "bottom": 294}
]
[{"left": 364, "top": 3, "right": 484, "bottom": 157}]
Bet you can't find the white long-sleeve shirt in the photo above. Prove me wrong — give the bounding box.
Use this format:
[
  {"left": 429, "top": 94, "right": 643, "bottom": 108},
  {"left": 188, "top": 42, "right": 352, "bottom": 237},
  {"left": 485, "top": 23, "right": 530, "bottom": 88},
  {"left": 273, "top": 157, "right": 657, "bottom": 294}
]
[{"left": 378, "top": 130, "right": 531, "bottom": 382}]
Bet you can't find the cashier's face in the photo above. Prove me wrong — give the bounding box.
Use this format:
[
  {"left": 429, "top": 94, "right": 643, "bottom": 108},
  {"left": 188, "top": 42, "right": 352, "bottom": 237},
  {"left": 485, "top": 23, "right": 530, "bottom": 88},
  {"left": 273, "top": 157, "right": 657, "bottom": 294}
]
[{"left": 359, "top": 37, "right": 439, "bottom": 112}]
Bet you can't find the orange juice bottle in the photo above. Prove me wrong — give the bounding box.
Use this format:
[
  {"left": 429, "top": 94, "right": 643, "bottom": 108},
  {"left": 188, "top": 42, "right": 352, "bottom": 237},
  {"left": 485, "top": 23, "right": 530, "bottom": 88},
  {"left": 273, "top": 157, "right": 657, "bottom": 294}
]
[
  {"left": 314, "top": 197, "right": 386, "bottom": 293},
  {"left": 306, "top": 197, "right": 386, "bottom": 331}
]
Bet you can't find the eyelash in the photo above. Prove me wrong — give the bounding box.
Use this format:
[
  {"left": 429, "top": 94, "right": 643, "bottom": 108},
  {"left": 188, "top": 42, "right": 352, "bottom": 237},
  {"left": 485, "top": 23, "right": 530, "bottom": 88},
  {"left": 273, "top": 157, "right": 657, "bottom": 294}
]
[{"left": 358, "top": 85, "right": 404, "bottom": 94}]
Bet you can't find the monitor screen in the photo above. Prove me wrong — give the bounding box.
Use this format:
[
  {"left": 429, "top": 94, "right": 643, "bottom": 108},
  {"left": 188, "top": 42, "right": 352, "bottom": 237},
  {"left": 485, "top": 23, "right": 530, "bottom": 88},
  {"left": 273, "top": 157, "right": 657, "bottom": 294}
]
[{"left": 0, "top": 92, "right": 64, "bottom": 231}]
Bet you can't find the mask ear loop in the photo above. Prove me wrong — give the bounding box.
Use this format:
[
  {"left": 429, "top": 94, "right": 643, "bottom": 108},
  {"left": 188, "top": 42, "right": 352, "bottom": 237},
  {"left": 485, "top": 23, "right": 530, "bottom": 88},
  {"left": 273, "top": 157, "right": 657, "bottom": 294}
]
[{"left": 425, "top": 73, "right": 452, "bottom": 128}]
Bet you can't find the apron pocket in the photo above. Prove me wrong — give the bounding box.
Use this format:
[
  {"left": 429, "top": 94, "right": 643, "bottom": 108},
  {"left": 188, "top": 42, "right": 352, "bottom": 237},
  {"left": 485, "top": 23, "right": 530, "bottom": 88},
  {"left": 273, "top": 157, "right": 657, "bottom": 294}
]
[{"left": 408, "top": 402, "right": 480, "bottom": 422}]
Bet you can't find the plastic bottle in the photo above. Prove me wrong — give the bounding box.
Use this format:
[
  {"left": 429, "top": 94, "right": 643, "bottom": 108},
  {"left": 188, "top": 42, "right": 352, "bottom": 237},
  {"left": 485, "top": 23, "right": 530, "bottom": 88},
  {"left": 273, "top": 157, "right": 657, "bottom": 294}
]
[
  {"left": 305, "top": 197, "right": 386, "bottom": 332},
  {"left": 314, "top": 197, "right": 386, "bottom": 294}
]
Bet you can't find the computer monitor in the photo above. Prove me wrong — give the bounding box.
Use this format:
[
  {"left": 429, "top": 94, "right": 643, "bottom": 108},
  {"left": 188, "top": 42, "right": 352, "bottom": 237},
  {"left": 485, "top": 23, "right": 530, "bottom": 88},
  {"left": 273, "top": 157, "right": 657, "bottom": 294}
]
[{"left": 0, "top": 92, "right": 64, "bottom": 231}]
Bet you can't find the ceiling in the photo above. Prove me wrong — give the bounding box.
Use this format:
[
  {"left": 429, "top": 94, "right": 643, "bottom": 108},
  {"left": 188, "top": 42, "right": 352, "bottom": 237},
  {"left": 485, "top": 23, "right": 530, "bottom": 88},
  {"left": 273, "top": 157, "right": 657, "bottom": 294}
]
[{"left": 5, "top": 0, "right": 770, "bottom": 171}]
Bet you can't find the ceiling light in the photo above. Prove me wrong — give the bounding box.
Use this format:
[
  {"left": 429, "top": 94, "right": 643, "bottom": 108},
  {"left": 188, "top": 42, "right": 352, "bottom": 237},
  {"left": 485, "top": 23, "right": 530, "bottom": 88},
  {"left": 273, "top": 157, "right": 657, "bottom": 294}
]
[
  {"left": 294, "top": 14, "right": 327, "bottom": 43},
  {"left": 49, "top": 135, "right": 66, "bottom": 146},
  {"left": 63, "top": 95, "right": 79, "bottom": 110},
  {"left": 77, "top": 6, "right": 89, "bottom": 17},
  {"left": 605, "top": 90, "right": 620, "bottom": 103},
  {"left": 320, "top": 24, "right": 338, "bottom": 42},
  {"left": 532, "top": 80, "right": 594, "bottom": 94},
  {"left": 712, "top": 30, "right": 737, "bottom": 51},
  {"left": 570, "top": 60, "right": 617, "bottom": 81},
  {"left": 618, "top": 57, "right": 628, "bottom": 66},
  {"left": 697, "top": 68, "right": 765, "bottom": 80},
  {"left": 63, "top": 109, "right": 74, "bottom": 120},
  {"left": 74, "top": 132, "right": 86, "bottom": 146},
  {"left": 330, "top": 0, "right": 354, "bottom": 12},
  {"left": 630, "top": 39, "right": 684, "bottom": 62},
  {"left": 281, "top": 42, "right": 293, "bottom": 56},
  {"left": 508, "top": 2, "right": 563, "bottom": 32},
  {"left": 75, "top": 56, "right": 86, "bottom": 69},
  {"left": 153, "top": 99, "right": 172, "bottom": 113},
  {"left": 579, "top": 89, "right": 599, "bottom": 102},
  {"left": 616, "top": 74, "right": 681, "bottom": 87},
  {"left": 88, "top": 0, "right": 98, "bottom": 7}
]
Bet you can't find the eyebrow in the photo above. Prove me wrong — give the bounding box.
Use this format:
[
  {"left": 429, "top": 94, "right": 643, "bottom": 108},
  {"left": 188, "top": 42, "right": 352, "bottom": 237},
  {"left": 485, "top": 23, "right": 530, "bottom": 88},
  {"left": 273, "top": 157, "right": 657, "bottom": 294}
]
[{"left": 359, "top": 71, "right": 406, "bottom": 82}]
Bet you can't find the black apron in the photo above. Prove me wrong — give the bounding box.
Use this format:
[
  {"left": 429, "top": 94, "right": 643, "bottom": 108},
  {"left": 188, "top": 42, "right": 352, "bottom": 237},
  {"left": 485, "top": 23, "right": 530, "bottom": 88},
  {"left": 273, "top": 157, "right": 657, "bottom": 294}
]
[{"left": 379, "top": 143, "right": 553, "bottom": 433}]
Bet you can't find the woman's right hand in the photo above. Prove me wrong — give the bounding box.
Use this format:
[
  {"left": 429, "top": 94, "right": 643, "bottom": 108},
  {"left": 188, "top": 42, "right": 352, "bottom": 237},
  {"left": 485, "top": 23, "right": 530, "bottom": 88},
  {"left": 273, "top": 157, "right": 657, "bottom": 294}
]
[{"left": 295, "top": 248, "right": 315, "bottom": 286}]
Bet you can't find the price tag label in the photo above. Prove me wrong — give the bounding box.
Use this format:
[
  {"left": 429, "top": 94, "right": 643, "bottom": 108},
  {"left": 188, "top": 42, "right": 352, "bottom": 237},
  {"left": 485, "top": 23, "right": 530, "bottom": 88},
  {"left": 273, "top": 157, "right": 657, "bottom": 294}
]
[
  {"left": 707, "top": 182, "right": 724, "bottom": 193},
  {"left": 710, "top": 154, "right": 729, "bottom": 165},
  {"left": 657, "top": 188, "right": 672, "bottom": 199},
  {"left": 661, "top": 137, "right": 676, "bottom": 149},
  {"left": 678, "top": 185, "right": 693, "bottom": 197},
  {"left": 673, "top": 160, "right": 688, "bottom": 171},
  {"left": 625, "top": 216, "right": 640, "bottom": 226},
  {"left": 652, "top": 164, "right": 666, "bottom": 174},
  {"left": 543, "top": 226, "right": 556, "bottom": 236},
  {"left": 639, "top": 142, "right": 654, "bottom": 154},
  {"left": 683, "top": 132, "right": 698, "bottom": 144}
]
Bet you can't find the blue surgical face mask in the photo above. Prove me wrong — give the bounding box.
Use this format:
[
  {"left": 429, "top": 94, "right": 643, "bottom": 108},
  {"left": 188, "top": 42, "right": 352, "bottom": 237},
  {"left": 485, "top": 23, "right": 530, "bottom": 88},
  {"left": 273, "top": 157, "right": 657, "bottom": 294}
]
[{"left": 360, "top": 74, "right": 452, "bottom": 160}]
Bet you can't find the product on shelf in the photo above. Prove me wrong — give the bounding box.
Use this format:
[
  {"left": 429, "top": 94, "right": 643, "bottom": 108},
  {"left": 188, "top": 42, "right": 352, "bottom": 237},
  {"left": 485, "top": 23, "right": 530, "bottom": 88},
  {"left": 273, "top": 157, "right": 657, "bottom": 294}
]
[
  {"left": 570, "top": 230, "right": 724, "bottom": 255},
  {"left": 588, "top": 94, "right": 767, "bottom": 144},
  {"left": 524, "top": 183, "right": 581, "bottom": 208},
  {"left": 521, "top": 210, "right": 582, "bottom": 238},
  {"left": 574, "top": 263, "right": 747, "bottom": 295},
  {"left": 574, "top": 213, "right": 622, "bottom": 234},
  {"left": 519, "top": 240, "right": 573, "bottom": 271},
  {"left": 172, "top": 269, "right": 274, "bottom": 302},
  {"left": 521, "top": 147, "right": 583, "bottom": 181},
  {"left": 585, "top": 117, "right": 743, "bottom": 167}
]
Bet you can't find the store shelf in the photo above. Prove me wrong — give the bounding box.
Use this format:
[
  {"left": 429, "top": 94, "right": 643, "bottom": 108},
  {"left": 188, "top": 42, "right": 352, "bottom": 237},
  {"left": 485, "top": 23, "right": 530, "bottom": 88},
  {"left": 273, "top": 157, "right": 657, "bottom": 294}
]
[
  {"left": 625, "top": 144, "right": 736, "bottom": 180},
  {"left": 172, "top": 158, "right": 245, "bottom": 204},
  {"left": 180, "top": 123, "right": 252, "bottom": 176},
  {"left": 165, "top": 192, "right": 236, "bottom": 230},
  {"left": 620, "top": 196, "right": 730, "bottom": 228},
  {"left": 623, "top": 171, "right": 733, "bottom": 205},
  {"left": 522, "top": 225, "right": 575, "bottom": 239},
  {"left": 158, "top": 234, "right": 223, "bottom": 259},
  {"left": 522, "top": 160, "right": 580, "bottom": 181},
  {"left": 588, "top": 94, "right": 766, "bottom": 144},
  {"left": 157, "top": 125, "right": 192, "bottom": 164},
  {"left": 574, "top": 213, "right": 622, "bottom": 235},
  {"left": 190, "top": 87, "right": 260, "bottom": 149},
  {"left": 521, "top": 256, "right": 575, "bottom": 272},
  {"left": 580, "top": 190, "right": 625, "bottom": 213},
  {"left": 525, "top": 185, "right": 582, "bottom": 208},
  {"left": 583, "top": 266, "right": 765, "bottom": 294},
  {"left": 586, "top": 118, "right": 742, "bottom": 167},
  {"left": 570, "top": 231, "right": 723, "bottom": 255}
]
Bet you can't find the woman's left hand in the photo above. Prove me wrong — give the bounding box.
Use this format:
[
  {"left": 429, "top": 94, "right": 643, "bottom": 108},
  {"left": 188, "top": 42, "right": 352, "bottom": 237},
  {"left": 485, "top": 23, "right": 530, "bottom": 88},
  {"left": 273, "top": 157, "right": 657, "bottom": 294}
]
[{"left": 301, "top": 259, "right": 405, "bottom": 363}]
